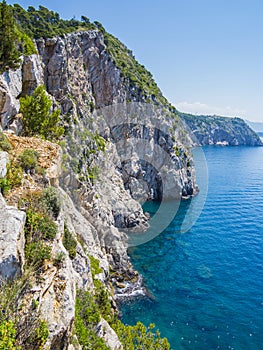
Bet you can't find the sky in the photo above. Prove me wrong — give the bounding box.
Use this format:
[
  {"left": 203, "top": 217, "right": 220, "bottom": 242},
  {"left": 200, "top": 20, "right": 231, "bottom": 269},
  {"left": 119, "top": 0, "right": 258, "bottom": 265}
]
[{"left": 8, "top": 0, "right": 263, "bottom": 122}]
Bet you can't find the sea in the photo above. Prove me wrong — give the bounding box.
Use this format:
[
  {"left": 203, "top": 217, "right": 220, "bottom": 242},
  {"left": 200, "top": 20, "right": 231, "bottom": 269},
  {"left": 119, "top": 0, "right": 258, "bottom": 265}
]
[{"left": 120, "top": 146, "right": 263, "bottom": 350}]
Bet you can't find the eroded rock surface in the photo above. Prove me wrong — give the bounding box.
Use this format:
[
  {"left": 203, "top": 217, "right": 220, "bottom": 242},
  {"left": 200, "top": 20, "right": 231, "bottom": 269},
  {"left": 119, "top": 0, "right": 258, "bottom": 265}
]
[{"left": 0, "top": 193, "right": 25, "bottom": 279}]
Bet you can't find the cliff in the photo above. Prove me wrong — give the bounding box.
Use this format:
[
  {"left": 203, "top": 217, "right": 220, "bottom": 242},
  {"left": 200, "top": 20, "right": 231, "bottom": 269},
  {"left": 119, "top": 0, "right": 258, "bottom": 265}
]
[
  {"left": 1, "top": 4, "right": 260, "bottom": 349},
  {"left": 179, "top": 112, "right": 263, "bottom": 146},
  {"left": 0, "top": 9, "right": 195, "bottom": 349}
]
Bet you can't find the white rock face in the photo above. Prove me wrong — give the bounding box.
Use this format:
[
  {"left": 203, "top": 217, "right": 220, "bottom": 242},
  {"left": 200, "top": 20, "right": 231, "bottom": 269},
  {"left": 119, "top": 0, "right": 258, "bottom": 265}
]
[
  {"left": 96, "top": 318, "right": 123, "bottom": 350},
  {"left": 37, "top": 31, "right": 196, "bottom": 199},
  {"left": 0, "top": 65, "right": 23, "bottom": 128},
  {"left": 22, "top": 54, "right": 44, "bottom": 95},
  {"left": 0, "top": 193, "right": 26, "bottom": 279},
  {"left": 0, "top": 151, "right": 9, "bottom": 178}
]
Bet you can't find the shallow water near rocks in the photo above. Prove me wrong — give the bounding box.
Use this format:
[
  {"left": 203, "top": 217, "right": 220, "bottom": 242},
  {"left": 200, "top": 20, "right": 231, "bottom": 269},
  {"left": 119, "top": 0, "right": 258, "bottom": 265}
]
[{"left": 120, "top": 146, "right": 263, "bottom": 350}]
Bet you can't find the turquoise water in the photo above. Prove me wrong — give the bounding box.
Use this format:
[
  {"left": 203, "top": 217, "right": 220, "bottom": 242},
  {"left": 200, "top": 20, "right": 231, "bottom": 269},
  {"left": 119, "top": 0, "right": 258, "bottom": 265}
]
[{"left": 120, "top": 146, "right": 263, "bottom": 350}]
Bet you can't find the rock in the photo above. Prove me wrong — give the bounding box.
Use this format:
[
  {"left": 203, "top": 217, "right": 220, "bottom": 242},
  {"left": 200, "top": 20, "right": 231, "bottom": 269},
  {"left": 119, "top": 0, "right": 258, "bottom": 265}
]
[
  {"left": 22, "top": 54, "right": 44, "bottom": 96},
  {"left": 46, "top": 146, "right": 63, "bottom": 186},
  {"left": 0, "top": 151, "right": 9, "bottom": 178},
  {"left": 0, "top": 65, "right": 23, "bottom": 129},
  {"left": 197, "top": 264, "right": 212, "bottom": 279},
  {"left": 0, "top": 193, "right": 26, "bottom": 279},
  {"left": 96, "top": 318, "right": 123, "bottom": 350}
]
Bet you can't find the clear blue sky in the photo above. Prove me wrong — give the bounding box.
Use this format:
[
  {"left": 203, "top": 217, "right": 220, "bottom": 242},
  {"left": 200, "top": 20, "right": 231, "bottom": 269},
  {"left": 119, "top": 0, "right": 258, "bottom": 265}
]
[{"left": 8, "top": 0, "right": 263, "bottom": 121}]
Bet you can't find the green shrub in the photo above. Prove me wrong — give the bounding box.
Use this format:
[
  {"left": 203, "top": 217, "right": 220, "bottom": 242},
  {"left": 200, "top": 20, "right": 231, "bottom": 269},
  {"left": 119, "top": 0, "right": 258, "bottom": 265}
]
[
  {"left": 0, "top": 161, "right": 23, "bottom": 196},
  {"left": 0, "top": 271, "right": 30, "bottom": 323},
  {"left": 25, "top": 208, "right": 57, "bottom": 269},
  {"left": 24, "top": 209, "right": 42, "bottom": 236},
  {"left": 25, "top": 241, "right": 51, "bottom": 268},
  {"left": 0, "top": 320, "right": 17, "bottom": 350},
  {"left": 74, "top": 283, "right": 170, "bottom": 350},
  {"left": 130, "top": 322, "right": 170, "bottom": 350},
  {"left": 19, "top": 149, "right": 39, "bottom": 173},
  {"left": 20, "top": 85, "right": 64, "bottom": 141},
  {"left": 0, "top": 177, "right": 10, "bottom": 195},
  {"left": 88, "top": 165, "right": 101, "bottom": 184},
  {"left": 15, "top": 27, "right": 37, "bottom": 56},
  {"left": 94, "top": 281, "right": 112, "bottom": 322},
  {"left": 38, "top": 216, "right": 58, "bottom": 240},
  {"left": 109, "top": 319, "right": 170, "bottom": 350},
  {"left": 29, "top": 321, "right": 49, "bottom": 350},
  {"left": 63, "top": 224, "right": 77, "bottom": 259},
  {"left": 25, "top": 209, "right": 58, "bottom": 241},
  {"left": 7, "top": 161, "right": 23, "bottom": 187},
  {"left": 39, "top": 186, "right": 61, "bottom": 219},
  {"left": 54, "top": 251, "right": 66, "bottom": 267},
  {"left": 69, "top": 157, "right": 80, "bottom": 173},
  {"left": 89, "top": 255, "right": 102, "bottom": 278},
  {"left": 0, "top": 132, "right": 12, "bottom": 151},
  {"left": 74, "top": 289, "right": 110, "bottom": 350},
  {"left": 92, "top": 275, "right": 170, "bottom": 350},
  {"left": 31, "top": 299, "right": 39, "bottom": 310},
  {"left": 94, "top": 132, "right": 106, "bottom": 152}
]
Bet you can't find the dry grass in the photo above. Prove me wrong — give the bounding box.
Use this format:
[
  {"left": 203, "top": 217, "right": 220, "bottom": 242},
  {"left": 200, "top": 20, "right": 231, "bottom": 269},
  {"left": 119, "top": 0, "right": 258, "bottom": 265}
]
[
  {"left": 6, "top": 133, "right": 59, "bottom": 168},
  {"left": 3, "top": 133, "right": 61, "bottom": 206}
]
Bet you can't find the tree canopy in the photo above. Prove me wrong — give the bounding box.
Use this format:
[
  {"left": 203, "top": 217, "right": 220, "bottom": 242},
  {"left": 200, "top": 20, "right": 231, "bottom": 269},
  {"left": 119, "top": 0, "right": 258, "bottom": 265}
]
[
  {"left": 12, "top": 4, "right": 96, "bottom": 39},
  {"left": 0, "top": 0, "right": 21, "bottom": 73}
]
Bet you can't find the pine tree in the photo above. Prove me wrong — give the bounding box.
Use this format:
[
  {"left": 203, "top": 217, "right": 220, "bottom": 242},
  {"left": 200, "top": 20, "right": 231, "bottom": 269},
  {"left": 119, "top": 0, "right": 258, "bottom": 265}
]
[
  {"left": 20, "top": 85, "right": 64, "bottom": 141},
  {"left": 0, "top": 1, "right": 21, "bottom": 73}
]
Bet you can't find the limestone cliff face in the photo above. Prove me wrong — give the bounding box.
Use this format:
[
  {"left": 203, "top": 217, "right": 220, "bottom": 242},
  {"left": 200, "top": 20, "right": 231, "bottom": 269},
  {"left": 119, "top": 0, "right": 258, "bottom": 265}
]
[
  {"left": 180, "top": 113, "right": 263, "bottom": 146},
  {"left": 0, "top": 30, "right": 197, "bottom": 204},
  {"left": 0, "top": 29, "right": 197, "bottom": 349},
  {"left": 37, "top": 31, "right": 196, "bottom": 200}
]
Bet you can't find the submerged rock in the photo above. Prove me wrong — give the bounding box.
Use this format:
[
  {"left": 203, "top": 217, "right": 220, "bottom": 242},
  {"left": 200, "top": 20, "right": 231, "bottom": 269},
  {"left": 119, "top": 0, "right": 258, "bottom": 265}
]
[{"left": 197, "top": 264, "right": 212, "bottom": 279}]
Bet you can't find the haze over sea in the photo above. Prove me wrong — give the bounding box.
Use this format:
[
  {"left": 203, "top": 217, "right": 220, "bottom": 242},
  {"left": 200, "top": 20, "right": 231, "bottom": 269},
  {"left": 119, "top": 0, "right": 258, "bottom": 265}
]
[{"left": 120, "top": 146, "right": 263, "bottom": 350}]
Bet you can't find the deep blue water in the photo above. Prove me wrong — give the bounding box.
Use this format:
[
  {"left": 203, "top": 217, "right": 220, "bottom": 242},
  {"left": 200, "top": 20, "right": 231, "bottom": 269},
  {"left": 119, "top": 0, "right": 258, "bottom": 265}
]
[{"left": 120, "top": 146, "right": 263, "bottom": 350}]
